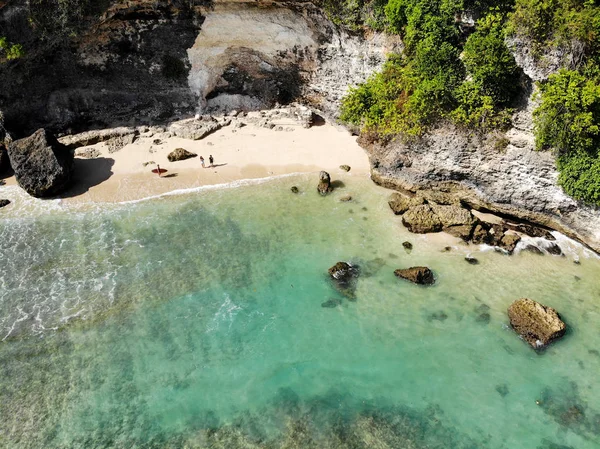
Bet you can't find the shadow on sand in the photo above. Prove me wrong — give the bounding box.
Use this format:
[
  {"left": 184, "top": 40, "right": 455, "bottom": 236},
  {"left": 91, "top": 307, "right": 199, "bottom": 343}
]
[
  {"left": 209, "top": 163, "right": 228, "bottom": 168},
  {"left": 58, "top": 157, "right": 115, "bottom": 199}
]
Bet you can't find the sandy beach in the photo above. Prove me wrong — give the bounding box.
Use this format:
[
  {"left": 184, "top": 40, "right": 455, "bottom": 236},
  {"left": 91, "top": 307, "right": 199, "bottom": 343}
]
[{"left": 3, "top": 112, "right": 371, "bottom": 204}]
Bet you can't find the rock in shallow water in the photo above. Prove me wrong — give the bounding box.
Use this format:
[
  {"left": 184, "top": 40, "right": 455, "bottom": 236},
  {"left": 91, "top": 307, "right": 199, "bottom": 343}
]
[
  {"left": 394, "top": 267, "right": 435, "bottom": 285},
  {"left": 507, "top": 298, "right": 566, "bottom": 349},
  {"left": 339, "top": 164, "right": 351, "bottom": 172},
  {"left": 321, "top": 298, "right": 342, "bottom": 308},
  {"left": 328, "top": 261, "right": 360, "bottom": 299},
  {"left": 317, "top": 171, "right": 333, "bottom": 196},
  {"left": 8, "top": 129, "right": 74, "bottom": 198},
  {"left": 0, "top": 199, "right": 10, "bottom": 208}
]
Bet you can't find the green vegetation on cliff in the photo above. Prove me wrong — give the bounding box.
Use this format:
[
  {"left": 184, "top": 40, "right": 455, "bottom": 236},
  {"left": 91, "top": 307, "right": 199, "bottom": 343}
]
[
  {"left": 337, "top": 0, "right": 600, "bottom": 206},
  {"left": 340, "top": 0, "right": 521, "bottom": 137}
]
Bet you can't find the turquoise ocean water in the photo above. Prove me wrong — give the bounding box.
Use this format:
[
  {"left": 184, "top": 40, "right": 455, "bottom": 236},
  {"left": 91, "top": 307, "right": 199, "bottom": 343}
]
[{"left": 1, "top": 173, "right": 599, "bottom": 448}]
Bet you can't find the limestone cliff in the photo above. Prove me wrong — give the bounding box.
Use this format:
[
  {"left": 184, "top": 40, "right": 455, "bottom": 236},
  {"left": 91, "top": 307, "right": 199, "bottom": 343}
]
[{"left": 0, "top": 0, "right": 394, "bottom": 135}]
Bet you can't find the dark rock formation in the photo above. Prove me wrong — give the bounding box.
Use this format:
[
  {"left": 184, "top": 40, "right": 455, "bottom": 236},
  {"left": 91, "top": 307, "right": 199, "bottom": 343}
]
[
  {"left": 7, "top": 129, "right": 74, "bottom": 198},
  {"left": 0, "top": 142, "right": 10, "bottom": 173},
  {"left": 388, "top": 192, "right": 424, "bottom": 215},
  {"left": 402, "top": 241, "right": 413, "bottom": 251},
  {"left": 523, "top": 245, "right": 544, "bottom": 255},
  {"left": 507, "top": 298, "right": 566, "bottom": 349},
  {"left": 503, "top": 221, "right": 556, "bottom": 240},
  {"left": 402, "top": 204, "right": 442, "bottom": 233},
  {"left": 546, "top": 243, "right": 563, "bottom": 256},
  {"left": 318, "top": 171, "right": 333, "bottom": 196},
  {"left": 167, "top": 148, "right": 197, "bottom": 162},
  {"left": 340, "top": 165, "right": 351, "bottom": 172},
  {"left": 0, "top": 199, "right": 10, "bottom": 208},
  {"left": 394, "top": 267, "right": 435, "bottom": 285},
  {"left": 291, "top": 186, "right": 299, "bottom": 194},
  {"left": 465, "top": 256, "right": 479, "bottom": 265},
  {"left": 328, "top": 262, "right": 354, "bottom": 281}
]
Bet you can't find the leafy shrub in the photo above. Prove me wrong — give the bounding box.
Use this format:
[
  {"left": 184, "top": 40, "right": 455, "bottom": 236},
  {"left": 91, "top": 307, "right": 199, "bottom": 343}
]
[
  {"left": 462, "top": 13, "right": 521, "bottom": 105},
  {"left": 557, "top": 151, "right": 600, "bottom": 204},
  {"left": 341, "top": 0, "right": 521, "bottom": 136},
  {"left": 534, "top": 69, "right": 600, "bottom": 154},
  {"left": 508, "top": 0, "right": 600, "bottom": 58},
  {"left": 535, "top": 69, "right": 600, "bottom": 204},
  {"left": 0, "top": 37, "right": 24, "bottom": 61}
]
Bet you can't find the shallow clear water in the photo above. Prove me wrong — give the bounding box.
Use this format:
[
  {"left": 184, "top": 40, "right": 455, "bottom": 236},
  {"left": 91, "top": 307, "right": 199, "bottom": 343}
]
[{"left": 1, "top": 174, "right": 600, "bottom": 449}]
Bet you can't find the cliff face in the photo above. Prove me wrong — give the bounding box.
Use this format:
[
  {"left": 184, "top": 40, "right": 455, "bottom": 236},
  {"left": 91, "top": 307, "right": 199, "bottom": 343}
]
[
  {"left": 0, "top": 0, "right": 394, "bottom": 136},
  {"left": 368, "top": 86, "right": 600, "bottom": 252}
]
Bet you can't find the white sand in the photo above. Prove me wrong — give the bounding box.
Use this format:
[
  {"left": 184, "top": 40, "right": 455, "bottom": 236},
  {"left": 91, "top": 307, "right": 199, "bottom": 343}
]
[{"left": 3, "top": 117, "right": 371, "bottom": 203}]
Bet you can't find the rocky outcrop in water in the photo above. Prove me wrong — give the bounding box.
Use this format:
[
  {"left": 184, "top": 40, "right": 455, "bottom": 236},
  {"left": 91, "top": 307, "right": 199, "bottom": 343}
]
[
  {"left": 167, "top": 148, "right": 197, "bottom": 162},
  {"left": 394, "top": 267, "right": 435, "bottom": 285},
  {"left": 328, "top": 261, "right": 360, "bottom": 299},
  {"left": 7, "top": 129, "right": 74, "bottom": 198},
  {"left": 507, "top": 298, "right": 566, "bottom": 349},
  {"left": 318, "top": 171, "right": 333, "bottom": 196},
  {"left": 0, "top": 199, "right": 10, "bottom": 208}
]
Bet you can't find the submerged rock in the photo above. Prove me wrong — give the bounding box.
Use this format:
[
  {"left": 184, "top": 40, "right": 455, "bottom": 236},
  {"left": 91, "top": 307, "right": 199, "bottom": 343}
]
[
  {"left": 8, "top": 129, "right": 74, "bottom": 198},
  {"left": 402, "top": 241, "right": 413, "bottom": 252},
  {"left": 328, "top": 262, "right": 355, "bottom": 281},
  {"left": 317, "top": 171, "right": 333, "bottom": 196},
  {"left": 167, "top": 148, "right": 197, "bottom": 162},
  {"left": 321, "top": 298, "right": 342, "bottom": 308},
  {"left": 340, "top": 165, "right": 351, "bottom": 172},
  {"left": 0, "top": 199, "right": 10, "bottom": 208},
  {"left": 388, "top": 192, "right": 424, "bottom": 215},
  {"left": 290, "top": 186, "right": 299, "bottom": 194},
  {"left": 507, "top": 298, "right": 566, "bottom": 349},
  {"left": 394, "top": 267, "right": 435, "bottom": 285},
  {"left": 340, "top": 195, "right": 352, "bottom": 202}
]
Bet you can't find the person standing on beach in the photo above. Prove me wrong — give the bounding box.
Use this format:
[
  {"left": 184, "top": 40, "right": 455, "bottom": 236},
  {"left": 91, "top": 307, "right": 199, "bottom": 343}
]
[
  {"left": 200, "top": 156, "right": 205, "bottom": 168},
  {"left": 209, "top": 155, "right": 214, "bottom": 167}
]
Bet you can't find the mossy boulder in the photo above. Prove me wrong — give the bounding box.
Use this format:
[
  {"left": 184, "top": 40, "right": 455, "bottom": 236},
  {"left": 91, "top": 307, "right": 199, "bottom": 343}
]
[
  {"left": 394, "top": 267, "right": 435, "bottom": 285},
  {"left": 507, "top": 298, "right": 566, "bottom": 349}
]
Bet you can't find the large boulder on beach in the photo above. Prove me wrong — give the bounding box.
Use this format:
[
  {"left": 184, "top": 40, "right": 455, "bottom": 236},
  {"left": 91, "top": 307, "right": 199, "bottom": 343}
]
[
  {"left": 318, "top": 171, "right": 333, "bottom": 196},
  {"left": 167, "top": 148, "right": 197, "bottom": 162},
  {"left": 7, "top": 129, "right": 74, "bottom": 198},
  {"left": 388, "top": 193, "right": 424, "bottom": 215},
  {"left": 402, "top": 205, "right": 442, "bottom": 233},
  {"left": 507, "top": 298, "right": 566, "bottom": 349},
  {"left": 431, "top": 204, "right": 479, "bottom": 240},
  {"left": 394, "top": 267, "right": 435, "bottom": 285}
]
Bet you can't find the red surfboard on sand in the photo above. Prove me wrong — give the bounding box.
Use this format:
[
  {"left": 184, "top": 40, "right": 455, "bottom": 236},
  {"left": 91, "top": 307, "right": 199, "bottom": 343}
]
[{"left": 151, "top": 168, "right": 168, "bottom": 174}]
